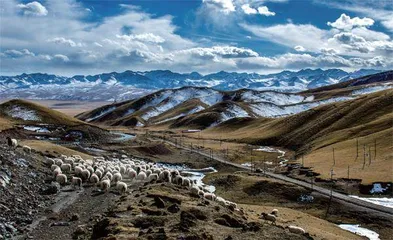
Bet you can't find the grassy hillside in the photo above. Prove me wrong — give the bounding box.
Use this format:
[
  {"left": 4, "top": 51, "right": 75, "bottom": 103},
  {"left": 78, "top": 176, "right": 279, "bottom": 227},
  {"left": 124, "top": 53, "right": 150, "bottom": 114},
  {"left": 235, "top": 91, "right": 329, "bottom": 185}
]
[{"left": 0, "top": 99, "right": 84, "bottom": 126}]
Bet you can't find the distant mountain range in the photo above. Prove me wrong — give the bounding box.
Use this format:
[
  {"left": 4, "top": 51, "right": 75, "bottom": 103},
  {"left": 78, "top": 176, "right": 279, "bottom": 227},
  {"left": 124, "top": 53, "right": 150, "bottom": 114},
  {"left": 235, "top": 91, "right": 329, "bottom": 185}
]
[{"left": 0, "top": 68, "right": 382, "bottom": 101}]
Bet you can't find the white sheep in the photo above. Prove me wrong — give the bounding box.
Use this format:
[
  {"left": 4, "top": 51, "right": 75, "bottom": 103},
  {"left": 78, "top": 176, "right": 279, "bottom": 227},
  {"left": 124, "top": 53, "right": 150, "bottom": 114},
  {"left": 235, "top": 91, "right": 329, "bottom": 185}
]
[
  {"left": 22, "top": 145, "right": 31, "bottom": 154},
  {"left": 53, "top": 168, "right": 62, "bottom": 177},
  {"left": 120, "top": 166, "right": 126, "bottom": 174},
  {"left": 136, "top": 171, "right": 147, "bottom": 181},
  {"left": 204, "top": 192, "right": 216, "bottom": 201},
  {"left": 182, "top": 178, "right": 191, "bottom": 187},
  {"left": 198, "top": 190, "right": 205, "bottom": 197},
  {"left": 113, "top": 172, "right": 122, "bottom": 183},
  {"left": 159, "top": 170, "right": 171, "bottom": 182},
  {"left": 60, "top": 163, "right": 72, "bottom": 173},
  {"left": 51, "top": 164, "right": 60, "bottom": 171},
  {"left": 72, "top": 176, "right": 82, "bottom": 189},
  {"left": 95, "top": 169, "right": 103, "bottom": 179},
  {"left": 46, "top": 158, "right": 55, "bottom": 166},
  {"left": 260, "top": 213, "right": 276, "bottom": 225},
  {"left": 215, "top": 196, "right": 226, "bottom": 206},
  {"left": 116, "top": 181, "right": 127, "bottom": 194},
  {"left": 100, "top": 179, "right": 111, "bottom": 191},
  {"left": 6, "top": 137, "right": 17, "bottom": 148},
  {"left": 287, "top": 226, "right": 306, "bottom": 235},
  {"left": 147, "top": 173, "right": 158, "bottom": 182},
  {"left": 55, "top": 158, "right": 63, "bottom": 167},
  {"left": 90, "top": 173, "right": 99, "bottom": 184},
  {"left": 126, "top": 169, "right": 137, "bottom": 179},
  {"left": 56, "top": 174, "right": 67, "bottom": 185},
  {"left": 145, "top": 169, "right": 152, "bottom": 177},
  {"left": 271, "top": 209, "right": 279, "bottom": 216},
  {"left": 74, "top": 166, "right": 83, "bottom": 176},
  {"left": 64, "top": 157, "right": 74, "bottom": 164},
  {"left": 80, "top": 169, "right": 91, "bottom": 182},
  {"left": 173, "top": 175, "right": 183, "bottom": 185},
  {"left": 86, "top": 166, "right": 94, "bottom": 175},
  {"left": 104, "top": 172, "right": 113, "bottom": 181}
]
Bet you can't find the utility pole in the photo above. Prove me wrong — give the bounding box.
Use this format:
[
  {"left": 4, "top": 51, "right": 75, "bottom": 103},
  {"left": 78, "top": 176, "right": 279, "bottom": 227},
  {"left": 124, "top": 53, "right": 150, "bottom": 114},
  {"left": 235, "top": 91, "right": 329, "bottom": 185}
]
[
  {"left": 374, "top": 139, "right": 377, "bottom": 161},
  {"left": 355, "top": 138, "right": 359, "bottom": 161},
  {"left": 368, "top": 145, "right": 372, "bottom": 166}
]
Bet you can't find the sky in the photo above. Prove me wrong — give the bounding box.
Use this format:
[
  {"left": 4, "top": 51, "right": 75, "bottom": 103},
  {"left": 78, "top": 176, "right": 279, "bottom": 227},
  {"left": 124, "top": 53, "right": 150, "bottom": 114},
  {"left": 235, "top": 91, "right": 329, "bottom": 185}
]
[{"left": 0, "top": 0, "right": 392, "bottom": 76}]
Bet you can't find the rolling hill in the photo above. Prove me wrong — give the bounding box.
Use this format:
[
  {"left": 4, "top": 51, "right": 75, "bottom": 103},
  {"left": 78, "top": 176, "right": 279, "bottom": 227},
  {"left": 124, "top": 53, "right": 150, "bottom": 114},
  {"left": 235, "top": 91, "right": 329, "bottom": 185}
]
[{"left": 77, "top": 71, "right": 392, "bottom": 129}]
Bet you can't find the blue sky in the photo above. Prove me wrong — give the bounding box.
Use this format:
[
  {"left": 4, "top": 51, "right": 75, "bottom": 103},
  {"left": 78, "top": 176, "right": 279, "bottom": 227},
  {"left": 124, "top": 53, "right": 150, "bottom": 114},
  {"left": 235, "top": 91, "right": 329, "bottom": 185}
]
[{"left": 1, "top": 0, "right": 392, "bottom": 76}]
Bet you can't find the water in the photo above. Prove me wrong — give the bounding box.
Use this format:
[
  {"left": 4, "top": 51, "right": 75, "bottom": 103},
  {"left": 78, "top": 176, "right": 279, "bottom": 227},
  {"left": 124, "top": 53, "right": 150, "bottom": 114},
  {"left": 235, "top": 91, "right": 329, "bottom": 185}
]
[{"left": 339, "top": 224, "right": 380, "bottom": 240}]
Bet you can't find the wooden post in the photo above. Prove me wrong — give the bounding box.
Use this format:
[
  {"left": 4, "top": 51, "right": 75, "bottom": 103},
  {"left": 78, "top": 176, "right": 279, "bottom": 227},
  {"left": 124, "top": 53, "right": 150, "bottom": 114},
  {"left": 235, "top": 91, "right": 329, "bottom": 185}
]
[
  {"left": 333, "top": 148, "right": 335, "bottom": 166},
  {"left": 347, "top": 165, "right": 350, "bottom": 194},
  {"left": 325, "top": 169, "right": 335, "bottom": 218},
  {"left": 355, "top": 138, "right": 359, "bottom": 161},
  {"left": 363, "top": 144, "right": 366, "bottom": 170},
  {"left": 374, "top": 139, "right": 377, "bottom": 161},
  {"left": 301, "top": 155, "right": 304, "bottom": 166},
  {"left": 368, "top": 145, "right": 372, "bottom": 165}
]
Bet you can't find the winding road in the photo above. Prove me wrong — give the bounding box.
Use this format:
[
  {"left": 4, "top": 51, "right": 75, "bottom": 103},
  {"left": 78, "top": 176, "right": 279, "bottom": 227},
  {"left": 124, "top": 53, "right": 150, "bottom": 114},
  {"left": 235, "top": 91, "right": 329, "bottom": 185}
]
[{"left": 153, "top": 137, "right": 393, "bottom": 217}]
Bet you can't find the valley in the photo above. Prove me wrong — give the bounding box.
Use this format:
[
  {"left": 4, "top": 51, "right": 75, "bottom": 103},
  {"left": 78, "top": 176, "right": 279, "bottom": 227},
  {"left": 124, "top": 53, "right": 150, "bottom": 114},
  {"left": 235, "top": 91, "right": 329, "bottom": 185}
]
[{"left": 0, "top": 71, "right": 392, "bottom": 240}]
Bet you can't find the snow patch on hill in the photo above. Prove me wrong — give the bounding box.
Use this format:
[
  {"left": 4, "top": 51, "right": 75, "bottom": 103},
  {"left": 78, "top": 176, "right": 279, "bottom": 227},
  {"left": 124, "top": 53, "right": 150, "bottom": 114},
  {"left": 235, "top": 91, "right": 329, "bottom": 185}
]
[
  {"left": 5, "top": 106, "right": 40, "bottom": 121},
  {"left": 86, "top": 106, "right": 116, "bottom": 122},
  {"left": 352, "top": 84, "right": 393, "bottom": 96}
]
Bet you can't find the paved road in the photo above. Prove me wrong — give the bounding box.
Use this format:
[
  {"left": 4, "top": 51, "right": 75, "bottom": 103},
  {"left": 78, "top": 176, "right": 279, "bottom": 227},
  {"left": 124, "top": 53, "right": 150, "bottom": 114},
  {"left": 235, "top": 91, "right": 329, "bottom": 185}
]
[{"left": 154, "top": 137, "right": 393, "bottom": 216}]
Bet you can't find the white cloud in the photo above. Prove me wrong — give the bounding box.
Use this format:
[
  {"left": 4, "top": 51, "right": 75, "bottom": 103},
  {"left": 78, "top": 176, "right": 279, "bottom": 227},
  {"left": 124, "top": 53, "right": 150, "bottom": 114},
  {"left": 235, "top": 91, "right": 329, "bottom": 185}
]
[
  {"left": 17, "top": 1, "right": 48, "bottom": 16},
  {"left": 320, "top": 48, "right": 339, "bottom": 55},
  {"left": 202, "top": 0, "right": 236, "bottom": 14},
  {"left": 294, "top": 45, "right": 306, "bottom": 52},
  {"left": 93, "top": 42, "right": 103, "bottom": 47},
  {"left": 53, "top": 54, "right": 70, "bottom": 62},
  {"left": 116, "top": 33, "right": 165, "bottom": 43},
  {"left": 176, "top": 46, "right": 259, "bottom": 60},
  {"left": 327, "top": 14, "right": 374, "bottom": 30},
  {"left": 47, "top": 37, "right": 83, "bottom": 47},
  {"left": 257, "top": 6, "right": 275, "bottom": 16},
  {"left": 1, "top": 49, "right": 35, "bottom": 58},
  {"left": 241, "top": 4, "right": 257, "bottom": 14}
]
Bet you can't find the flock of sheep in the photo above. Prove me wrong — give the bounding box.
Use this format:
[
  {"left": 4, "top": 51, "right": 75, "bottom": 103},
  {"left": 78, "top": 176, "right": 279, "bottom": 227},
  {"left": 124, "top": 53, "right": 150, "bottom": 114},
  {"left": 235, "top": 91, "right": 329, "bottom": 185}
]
[{"left": 6, "top": 137, "right": 306, "bottom": 236}]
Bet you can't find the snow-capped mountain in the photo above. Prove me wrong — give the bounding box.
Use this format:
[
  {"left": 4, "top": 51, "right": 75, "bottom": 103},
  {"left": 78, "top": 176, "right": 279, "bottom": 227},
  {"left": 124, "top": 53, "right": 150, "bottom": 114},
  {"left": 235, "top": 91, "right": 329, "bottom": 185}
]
[{"left": 0, "top": 68, "right": 382, "bottom": 101}]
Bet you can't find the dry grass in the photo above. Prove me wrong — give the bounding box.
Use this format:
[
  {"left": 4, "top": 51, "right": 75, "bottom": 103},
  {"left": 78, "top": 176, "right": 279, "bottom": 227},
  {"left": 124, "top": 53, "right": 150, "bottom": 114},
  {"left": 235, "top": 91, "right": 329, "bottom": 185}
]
[
  {"left": 0, "top": 116, "right": 13, "bottom": 131},
  {"left": 20, "top": 140, "right": 93, "bottom": 159}
]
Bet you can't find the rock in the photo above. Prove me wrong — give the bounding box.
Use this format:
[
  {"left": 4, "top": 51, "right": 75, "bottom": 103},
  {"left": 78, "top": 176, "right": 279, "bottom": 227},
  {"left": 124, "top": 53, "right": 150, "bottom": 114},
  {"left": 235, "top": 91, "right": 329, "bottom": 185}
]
[
  {"left": 221, "top": 214, "right": 244, "bottom": 228},
  {"left": 179, "top": 211, "right": 197, "bottom": 229},
  {"left": 167, "top": 204, "right": 180, "bottom": 214},
  {"left": 41, "top": 182, "right": 60, "bottom": 195},
  {"left": 74, "top": 225, "right": 87, "bottom": 235},
  {"left": 70, "top": 213, "right": 80, "bottom": 221},
  {"left": 153, "top": 197, "right": 166, "bottom": 208}
]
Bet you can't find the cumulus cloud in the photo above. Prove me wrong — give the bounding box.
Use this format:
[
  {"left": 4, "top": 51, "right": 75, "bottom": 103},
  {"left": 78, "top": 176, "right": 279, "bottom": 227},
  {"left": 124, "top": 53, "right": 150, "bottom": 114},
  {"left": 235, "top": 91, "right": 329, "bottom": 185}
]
[
  {"left": 202, "top": 0, "right": 236, "bottom": 14},
  {"left": 294, "top": 45, "right": 306, "bottom": 52},
  {"left": 241, "top": 4, "right": 257, "bottom": 14},
  {"left": 17, "top": 1, "right": 48, "bottom": 16},
  {"left": 53, "top": 54, "right": 70, "bottom": 62},
  {"left": 320, "top": 48, "right": 339, "bottom": 55},
  {"left": 116, "top": 33, "right": 165, "bottom": 43},
  {"left": 327, "top": 14, "right": 374, "bottom": 31},
  {"left": 257, "top": 6, "right": 275, "bottom": 16},
  {"left": 175, "top": 46, "right": 259, "bottom": 62},
  {"left": 1, "top": 49, "right": 35, "bottom": 58},
  {"left": 47, "top": 37, "right": 83, "bottom": 47}
]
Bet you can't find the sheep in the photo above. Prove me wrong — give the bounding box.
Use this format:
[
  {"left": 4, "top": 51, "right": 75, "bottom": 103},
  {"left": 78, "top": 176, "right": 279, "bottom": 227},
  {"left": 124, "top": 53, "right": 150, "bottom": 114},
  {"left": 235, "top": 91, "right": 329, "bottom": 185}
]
[
  {"left": 72, "top": 177, "right": 82, "bottom": 189},
  {"left": 287, "top": 226, "right": 306, "bottom": 235},
  {"left": 95, "top": 169, "right": 103, "bottom": 179},
  {"left": 120, "top": 166, "right": 126, "bottom": 174},
  {"left": 198, "top": 190, "right": 205, "bottom": 197},
  {"left": 80, "top": 169, "right": 91, "bottom": 182},
  {"left": 226, "top": 201, "right": 238, "bottom": 210},
  {"left": 51, "top": 164, "right": 60, "bottom": 171},
  {"left": 55, "top": 159, "right": 63, "bottom": 167},
  {"left": 126, "top": 169, "right": 137, "bottom": 179},
  {"left": 145, "top": 169, "right": 152, "bottom": 177},
  {"left": 271, "top": 209, "right": 279, "bottom": 217},
  {"left": 90, "top": 173, "right": 99, "bottom": 184},
  {"left": 204, "top": 192, "right": 216, "bottom": 201},
  {"left": 53, "top": 168, "right": 62, "bottom": 177},
  {"left": 172, "top": 175, "right": 183, "bottom": 185},
  {"left": 60, "top": 163, "right": 72, "bottom": 173},
  {"left": 100, "top": 179, "right": 111, "bottom": 191},
  {"left": 56, "top": 174, "right": 67, "bottom": 185},
  {"left": 136, "top": 171, "right": 147, "bottom": 181},
  {"left": 74, "top": 166, "right": 83, "bottom": 176},
  {"left": 22, "top": 145, "right": 31, "bottom": 154},
  {"left": 46, "top": 158, "right": 55, "bottom": 166},
  {"left": 112, "top": 172, "right": 122, "bottom": 183},
  {"left": 159, "top": 170, "right": 171, "bottom": 182},
  {"left": 86, "top": 166, "right": 94, "bottom": 175},
  {"left": 64, "top": 157, "right": 74, "bottom": 164},
  {"left": 182, "top": 178, "right": 191, "bottom": 187},
  {"left": 116, "top": 181, "right": 127, "bottom": 194},
  {"left": 260, "top": 213, "right": 276, "bottom": 225},
  {"left": 104, "top": 172, "right": 113, "bottom": 181},
  {"left": 215, "top": 196, "right": 226, "bottom": 206},
  {"left": 147, "top": 173, "right": 158, "bottom": 182},
  {"left": 6, "top": 137, "right": 17, "bottom": 148}
]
